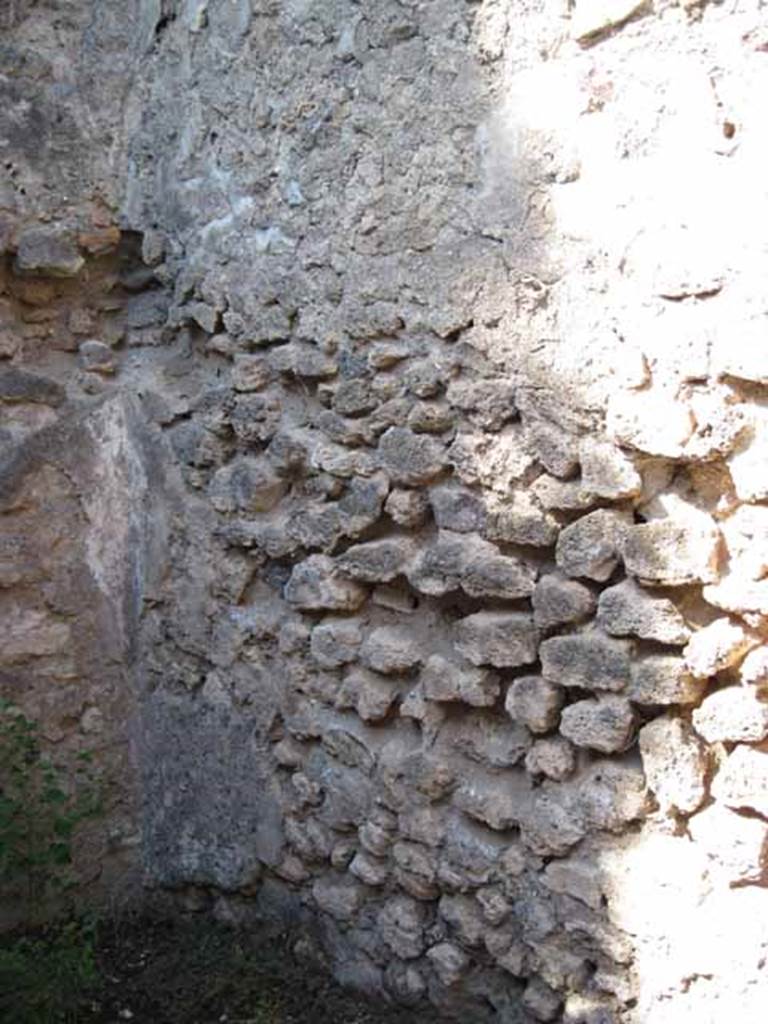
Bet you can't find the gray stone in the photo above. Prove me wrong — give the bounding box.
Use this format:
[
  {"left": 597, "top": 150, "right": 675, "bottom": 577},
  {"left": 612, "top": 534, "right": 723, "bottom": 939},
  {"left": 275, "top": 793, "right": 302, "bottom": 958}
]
[
  {"left": 232, "top": 354, "right": 272, "bottom": 391},
  {"left": 486, "top": 492, "right": 560, "bottom": 547},
  {"left": 427, "top": 942, "right": 470, "bottom": 987},
  {"left": 310, "top": 619, "right": 363, "bottom": 669},
  {"left": 597, "top": 579, "right": 690, "bottom": 645},
  {"left": 628, "top": 654, "right": 705, "bottom": 705},
  {"left": 312, "top": 875, "right": 366, "bottom": 921},
  {"left": 421, "top": 654, "right": 500, "bottom": 707},
  {"left": 444, "top": 712, "right": 531, "bottom": 769},
  {"left": 429, "top": 484, "right": 487, "bottom": 533},
  {"left": 540, "top": 633, "right": 632, "bottom": 692},
  {"left": 209, "top": 457, "right": 287, "bottom": 513},
  {"left": 360, "top": 626, "right": 421, "bottom": 674},
  {"left": 505, "top": 675, "right": 565, "bottom": 734},
  {"left": 379, "top": 427, "right": 447, "bottom": 485},
  {"left": 556, "top": 509, "right": 631, "bottom": 582},
  {"left": 79, "top": 339, "right": 116, "bottom": 375},
  {"left": 378, "top": 896, "right": 428, "bottom": 960},
  {"left": 525, "top": 736, "right": 577, "bottom": 780},
  {"left": 533, "top": 574, "right": 596, "bottom": 630},
  {"left": 578, "top": 439, "right": 641, "bottom": 500},
  {"left": 454, "top": 612, "right": 539, "bottom": 669},
  {"left": 338, "top": 667, "right": 398, "bottom": 723},
  {"left": 338, "top": 538, "right": 414, "bottom": 583},
  {"left": 406, "top": 532, "right": 466, "bottom": 596},
  {"left": 384, "top": 488, "right": 430, "bottom": 528},
  {"left": 15, "top": 226, "right": 83, "bottom": 276},
  {"left": 623, "top": 519, "right": 721, "bottom": 586},
  {"left": 284, "top": 555, "right": 367, "bottom": 612},
  {"left": 459, "top": 539, "right": 537, "bottom": 600},
  {"left": 560, "top": 696, "right": 635, "bottom": 754}
]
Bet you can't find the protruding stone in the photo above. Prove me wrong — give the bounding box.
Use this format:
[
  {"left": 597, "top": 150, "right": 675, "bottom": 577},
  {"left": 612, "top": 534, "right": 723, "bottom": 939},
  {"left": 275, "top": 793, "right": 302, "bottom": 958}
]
[
  {"left": 209, "top": 457, "right": 287, "bottom": 513},
  {"left": 449, "top": 428, "right": 535, "bottom": 492},
  {"left": 338, "top": 538, "right": 413, "bottom": 583},
  {"left": 533, "top": 574, "right": 596, "bottom": 629},
  {"left": 523, "top": 976, "right": 562, "bottom": 1022},
  {"left": 712, "top": 744, "right": 768, "bottom": 818},
  {"left": 232, "top": 354, "right": 271, "bottom": 391},
  {"left": 427, "top": 942, "right": 470, "bottom": 987},
  {"left": 543, "top": 856, "right": 604, "bottom": 911},
  {"left": 284, "top": 555, "right": 367, "bottom": 611},
  {"left": 597, "top": 579, "right": 690, "bottom": 645},
  {"left": 683, "top": 618, "right": 758, "bottom": 678},
  {"left": 607, "top": 388, "right": 696, "bottom": 458},
  {"left": 721, "top": 504, "right": 768, "bottom": 580},
  {"left": 726, "top": 409, "right": 768, "bottom": 502},
  {"left": 454, "top": 771, "right": 533, "bottom": 831},
  {"left": 693, "top": 687, "right": 768, "bottom": 743},
  {"left": 556, "top": 509, "right": 630, "bottom": 582},
  {"left": 628, "top": 654, "right": 705, "bottom": 705},
  {"left": 525, "top": 737, "right": 576, "bottom": 780},
  {"left": 378, "top": 896, "right": 428, "bottom": 959},
  {"left": 311, "top": 875, "right": 366, "bottom": 921},
  {"left": 360, "top": 626, "right": 421, "bottom": 674},
  {"left": 15, "top": 226, "right": 84, "bottom": 276},
  {"left": 623, "top": 518, "right": 721, "bottom": 586},
  {"left": 338, "top": 668, "right": 398, "bottom": 723},
  {"left": 560, "top": 697, "right": 635, "bottom": 753},
  {"left": 639, "top": 717, "right": 708, "bottom": 814},
  {"left": 455, "top": 612, "right": 539, "bottom": 669},
  {"left": 486, "top": 491, "right": 560, "bottom": 548},
  {"left": 379, "top": 427, "right": 447, "bottom": 485},
  {"left": 540, "top": 633, "right": 632, "bottom": 692},
  {"left": 79, "top": 339, "right": 116, "bottom": 375},
  {"left": 421, "top": 654, "right": 500, "bottom": 707},
  {"left": 406, "top": 532, "right": 465, "bottom": 596},
  {"left": 429, "top": 483, "right": 486, "bottom": 533},
  {"left": 385, "top": 488, "right": 430, "bottom": 528},
  {"left": 459, "top": 539, "right": 537, "bottom": 600},
  {"left": 444, "top": 712, "right": 531, "bottom": 769},
  {"left": 571, "top": 0, "right": 649, "bottom": 45},
  {"left": 310, "top": 619, "right": 363, "bottom": 668},
  {"left": 579, "top": 439, "right": 641, "bottom": 500},
  {"left": 688, "top": 804, "right": 768, "bottom": 883},
  {"left": 506, "top": 676, "right": 565, "bottom": 733}
]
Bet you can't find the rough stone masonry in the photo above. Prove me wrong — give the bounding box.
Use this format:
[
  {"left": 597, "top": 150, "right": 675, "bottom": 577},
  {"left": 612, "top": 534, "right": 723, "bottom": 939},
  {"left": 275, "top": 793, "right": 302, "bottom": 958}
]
[{"left": 1, "top": 0, "right": 768, "bottom": 1021}]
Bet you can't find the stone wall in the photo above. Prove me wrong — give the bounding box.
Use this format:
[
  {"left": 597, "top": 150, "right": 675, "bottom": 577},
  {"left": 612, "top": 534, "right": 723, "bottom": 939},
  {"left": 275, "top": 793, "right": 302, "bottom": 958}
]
[{"left": 2, "top": 0, "right": 768, "bottom": 1021}]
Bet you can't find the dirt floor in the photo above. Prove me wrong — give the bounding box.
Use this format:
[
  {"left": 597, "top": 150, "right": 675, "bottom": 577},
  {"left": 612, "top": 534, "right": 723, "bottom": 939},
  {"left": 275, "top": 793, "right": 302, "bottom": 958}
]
[{"left": 3, "top": 915, "right": 449, "bottom": 1024}]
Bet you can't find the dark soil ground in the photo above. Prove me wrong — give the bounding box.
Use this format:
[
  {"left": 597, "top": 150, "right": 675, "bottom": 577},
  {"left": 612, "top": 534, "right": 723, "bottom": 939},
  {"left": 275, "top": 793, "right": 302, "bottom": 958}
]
[{"left": 2, "top": 915, "right": 448, "bottom": 1024}]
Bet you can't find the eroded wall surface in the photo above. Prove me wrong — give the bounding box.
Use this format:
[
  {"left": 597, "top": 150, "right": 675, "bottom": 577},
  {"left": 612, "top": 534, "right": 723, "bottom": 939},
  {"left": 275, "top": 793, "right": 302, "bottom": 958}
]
[{"left": 2, "top": 1, "right": 768, "bottom": 1021}]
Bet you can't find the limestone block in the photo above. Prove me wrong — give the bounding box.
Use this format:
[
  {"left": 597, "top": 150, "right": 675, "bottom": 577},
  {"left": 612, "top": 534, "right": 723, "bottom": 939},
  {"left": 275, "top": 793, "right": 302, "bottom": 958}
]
[
  {"left": 713, "top": 319, "right": 768, "bottom": 383},
  {"left": 15, "top": 226, "right": 84, "bottom": 276},
  {"left": 703, "top": 573, "right": 768, "bottom": 622},
  {"left": 525, "top": 736, "right": 577, "bottom": 781},
  {"left": 740, "top": 646, "right": 768, "bottom": 687},
  {"left": 378, "top": 426, "right": 447, "bottom": 485},
  {"left": 540, "top": 633, "right": 632, "bottom": 692},
  {"left": 639, "top": 717, "right": 708, "bottom": 815},
  {"left": 623, "top": 518, "right": 721, "bottom": 585},
  {"left": 311, "top": 875, "right": 366, "bottom": 921},
  {"left": 486, "top": 491, "right": 560, "bottom": 547},
  {"left": 384, "top": 487, "right": 430, "bottom": 528},
  {"left": 579, "top": 439, "right": 641, "bottom": 500},
  {"left": 421, "top": 654, "right": 500, "bottom": 707},
  {"left": 338, "top": 538, "right": 414, "bottom": 583},
  {"left": 310, "top": 619, "right": 363, "bottom": 669},
  {"left": 556, "top": 509, "right": 630, "bottom": 582},
  {"left": 628, "top": 654, "right": 705, "bottom": 705},
  {"left": 377, "top": 895, "right": 428, "bottom": 959},
  {"left": 597, "top": 578, "right": 690, "bottom": 644},
  {"left": 720, "top": 504, "right": 768, "bottom": 580},
  {"left": 523, "top": 417, "right": 580, "bottom": 479},
  {"left": 693, "top": 687, "right": 768, "bottom": 743},
  {"left": 533, "top": 573, "right": 596, "bottom": 630},
  {"left": 284, "top": 555, "right": 367, "bottom": 611},
  {"left": 427, "top": 942, "right": 470, "bottom": 987},
  {"left": 688, "top": 804, "right": 768, "bottom": 883},
  {"left": 712, "top": 744, "right": 768, "bottom": 818},
  {"left": 607, "top": 388, "right": 696, "bottom": 458},
  {"left": 448, "top": 428, "right": 535, "bottom": 492},
  {"left": 208, "top": 456, "right": 287, "bottom": 513},
  {"left": 429, "top": 483, "right": 487, "bottom": 533},
  {"left": 683, "top": 618, "right": 758, "bottom": 678},
  {"left": 560, "top": 697, "right": 635, "bottom": 753},
  {"left": 505, "top": 675, "right": 565, "bottom": 733},
  {"left": 454, "top": 611, "right": 539, "bottom": 668},
  {"left": 360, "top": 626, "right": 421, "bottom": 674},
  {"left": 726, "top": 408, "right": 768, "bottom": 501}
]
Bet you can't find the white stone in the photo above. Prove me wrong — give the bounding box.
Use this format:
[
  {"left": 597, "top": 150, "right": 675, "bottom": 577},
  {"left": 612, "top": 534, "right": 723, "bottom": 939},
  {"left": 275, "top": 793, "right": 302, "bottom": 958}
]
[
  {"left": 683, "top": 618, "right": 758, "bottom": 678},
  {"left": 639, "top": 717, "right": 708, "bottom": 815},
  {"left": 693, "top": 686, "right": 768, "bottom": 743}
]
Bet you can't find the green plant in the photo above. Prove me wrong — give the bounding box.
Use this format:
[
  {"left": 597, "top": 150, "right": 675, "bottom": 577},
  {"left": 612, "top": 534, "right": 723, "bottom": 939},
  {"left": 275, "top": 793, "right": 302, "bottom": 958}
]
[
  {"left": 0, "top": 699, "right": 102, "bottom": 1022},
  {"left": 0, "top": 698, "right": 100, "bottom": 907}
]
